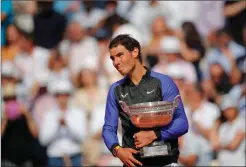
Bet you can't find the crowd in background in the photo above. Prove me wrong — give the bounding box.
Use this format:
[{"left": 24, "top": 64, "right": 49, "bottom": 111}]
[{"left": 1, "top": 0, "right": 246, "bottom": 166}]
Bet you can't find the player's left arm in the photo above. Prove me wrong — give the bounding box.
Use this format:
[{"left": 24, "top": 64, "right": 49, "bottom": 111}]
[{"left": 154, "top": 76, "right": 189, "bottom": 141}]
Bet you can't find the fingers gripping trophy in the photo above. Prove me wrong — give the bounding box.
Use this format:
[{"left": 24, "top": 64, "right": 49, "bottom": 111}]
[{"left": 119, "top": 95, "right": 180, "bottom": 158}]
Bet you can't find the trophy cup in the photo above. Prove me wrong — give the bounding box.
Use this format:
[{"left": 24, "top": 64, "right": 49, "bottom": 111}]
[{"left": 119, "top": 95, "right": 180, "bottom": 158}]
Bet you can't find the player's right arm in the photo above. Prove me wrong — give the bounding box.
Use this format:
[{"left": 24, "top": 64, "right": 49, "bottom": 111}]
[
  {"left": 102, "top": 84, "right": 120, "bottom": 154},
  {"left": 102, "top": 84, "right": 142, "bottom": 166}
]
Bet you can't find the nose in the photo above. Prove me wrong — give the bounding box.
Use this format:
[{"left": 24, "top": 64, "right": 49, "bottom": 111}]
[{"left": 113, "top": 57, "right": 120, "bottom": 67}]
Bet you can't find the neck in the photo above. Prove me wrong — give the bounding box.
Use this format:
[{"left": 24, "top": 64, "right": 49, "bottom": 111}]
[
  {"left": 128, "top": 61, "right": 146, "bottom": 85},
  {"left": 27, "top": 45, "right": 35, "bottom": 55}
]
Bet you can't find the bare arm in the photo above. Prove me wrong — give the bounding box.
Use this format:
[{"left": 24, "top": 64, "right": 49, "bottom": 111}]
[
  {"left": 179, "top": 155, "right": 198, "bottom": 167},
  {"left": 1, "top": 118, "right": 8, "bottom": 136},
  {"left": 21, "top": 105, "right": 38, "bottom": 138},
  {"left": 221, "top": 131, "right": 245, "bottom": 151},
  {"left": 180, "top": 41, "right": 201, "bottom": 62},
  {"left": 224, "top": 1, "right": 246, "bottom": 17}
]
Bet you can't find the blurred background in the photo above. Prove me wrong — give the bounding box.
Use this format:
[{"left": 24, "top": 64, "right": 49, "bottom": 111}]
[{"left": 1, "top": 0, "right": 245, "bottom": 166}]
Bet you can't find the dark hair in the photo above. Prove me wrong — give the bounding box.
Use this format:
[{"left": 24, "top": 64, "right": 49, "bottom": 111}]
[
  {"left": 216, "top": 27, "right": 231, "bottom": 37},
  {"left": 182, "top": 21, "right": 204, "bottom": 48},
  {"left": 109, "top": 34, "right": 142, "bottom": 63}
]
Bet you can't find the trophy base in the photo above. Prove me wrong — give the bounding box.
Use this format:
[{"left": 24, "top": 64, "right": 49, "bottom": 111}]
[{"left": 139, "top": 141, "right": 171, "bottom": 158}]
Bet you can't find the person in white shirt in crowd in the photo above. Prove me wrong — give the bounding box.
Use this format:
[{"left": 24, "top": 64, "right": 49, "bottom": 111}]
[
  {"left": 178, "top": 131, "right": 206, "bottom": 166},
  {"left": 152, "top": 36, "right": 197, "bottom": 84},
  {"left": 14, "top": 29, "right": 51, "bottom": 105},
  {"left": 124, "top": 0, "right": 170, "bottom": 43},
  {"left": 211, "top": 95, "right": 245, "bottom": 166},
  {"left": 144, "top": 15, "right": 174, "bottom": 68},
  {"left": 205, "top": 28, "right": 244, "bottom": 83},
  {"left": 72, "top": 0, "right": 107, "bottom": 31},
  {"left": 48, "top": 49, "right": 70, "bottom": 83},
  {"left": 89, "top": 104, "right": 123, "bottom": 166},
  {"left": 163, "top": 1, "right": 198, "bottom": 30},
  {"left": 31, "top": 70, "right": 57, "bottom": 129},
  {"left": 2, "top": 61, "right": 29, "bottom": 106},
  {"left": 185, "top": 83, "right": 220, "bottom": 165},
  {"left": 227, "top": 82, "right": 246, "bottom": 117},
  {"left": 39, "top": 79, "right": 86, "bottom": 166},
  {"left": 58, "top": 21, "right": 100, "bottom": 84},
  {"left": 195, "top": 1, "right": 225, "bottom": 38}
]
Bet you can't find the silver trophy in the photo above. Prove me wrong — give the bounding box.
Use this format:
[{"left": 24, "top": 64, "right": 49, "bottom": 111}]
[{"left": 119, "top": 95, "right": 180, "bottom": 158}]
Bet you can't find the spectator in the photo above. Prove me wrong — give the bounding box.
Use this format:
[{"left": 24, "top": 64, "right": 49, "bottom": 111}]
[
  {"left": 1, "top": 24, "right": 21, "bottom": 62},
  {"left": 205, "top": 28, "right": 245, "bottom": 81},
  {"left": 34, "top": 1, "right": 67, "bottom": 49},
  {"left": 31, "top": 70, "right": 57, "bottom": 129},
  {"left": 72, "top": 67, "right": 107, "bottom": 114},
  {"left": 195, "top": 1, "right": 225, "bottom": 38},
  {"left": 72, "top": 0, "right": 107, "bottom": 31},
  {"left": 61, "top": 21, "right": 100, "bottom": 82},
  {"left": 224, "top": 0, "right": 246, "bottom": 46},
  {"left": 185, "top": 84, "right": 220, "bottom": 166},
  {"left": 48, "top": 49, "right": 70, "bottom": 82},
  {"left": 53, "top": 0, "right": 82, "bottom": 21},
  {"left": 164, "top": 1, "right": 198, "bottom": 29},
  {"left": 1, "top": 82, "right": 40, "bottom": 166},
  {"left": 12, "top": 1, "right": 37, "bottom": 33},
  {"left": 1, "top": 0, "right": 13, "bottom": 46},
  {"left": 178, "top": 21, "right": 206, "bottom": 82},
  {"left": 39, "top": 79, "right": 86, "bottom": 166},
  {"left": 14, "top": 30, "right": 51, "bottom": 103},
  {"left": 178, "top": 131, "right": 208, "bottom": 166},
  {"left": 211, "top": 95, "right": 245, "bottom": 166},
  {"left": 226, "top": 82, "right": 246, "bottom": 117},
  {"left": 144, "top": 16, "right": 173, "bottom": 68},
  {"left": 152, "top": 36, "right": 197, "bottom": 84}
]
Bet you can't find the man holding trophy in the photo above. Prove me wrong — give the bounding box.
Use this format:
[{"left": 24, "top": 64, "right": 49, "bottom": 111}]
[{"left": 103, "top": 34, "right": 189, "bottom": 166}]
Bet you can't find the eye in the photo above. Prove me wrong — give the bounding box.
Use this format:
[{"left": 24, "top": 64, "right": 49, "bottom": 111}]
[{"left": 110, "top": 56, "right": 114, "bottom": 61}]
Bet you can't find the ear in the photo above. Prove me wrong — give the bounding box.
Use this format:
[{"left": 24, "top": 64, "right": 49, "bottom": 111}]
[{"left": 132, "top": 47, "right": 139, "bottom": 58}]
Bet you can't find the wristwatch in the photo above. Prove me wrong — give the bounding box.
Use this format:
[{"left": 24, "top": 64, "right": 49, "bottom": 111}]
[{"left": 113, "top": 145, "right": 121, "bottom": 157}]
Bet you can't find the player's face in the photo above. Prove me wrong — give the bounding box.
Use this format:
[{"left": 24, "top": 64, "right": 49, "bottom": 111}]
[{"left": 109, "top": 45, "right": 138, "bottom": 76}]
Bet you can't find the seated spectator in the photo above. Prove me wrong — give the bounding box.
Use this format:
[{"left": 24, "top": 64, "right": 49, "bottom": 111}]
[
  {"left": 1, "top": 82, "right": 41, "bottom": 166},
  {"left": 178, "top": 131, "right": 209, "bottom": 166},
  {"left": 39, "top": 79, "right": 86, "bottom": 166},
  {"left": 178, "top": 21, "right": 206, "bottom": 82},
  {"left": 12, "top": 1, "right": 37, "bottom": 33},
  {"left": 202, "top": 63, "right": 234, "bottom": 104},
  {"left": 53, "top": 0, "right": 82, "bottom": 21},
  {"left": 144, "top": 15, "right": 173, "bottom": 68},
  {"left": 1, "top": 24, "right": 21, "bottom": 62},
  {"left": 205, "top": 28, "right": 244, "bottom": 82},
  {"left": 48, "top": 49, "right": 70, "bottom": 82},
  {"left": 226, "top": 82, "right": 246, "bottom": 117},
  {"left": 185, "top": 84, "right": 220, "bottom": 165},
  {"left": 31, "top": 70, "right": 57, "bottom": 129},
  {"left": 14, "top": 30, "right": 51, "bottom": 104},
  {"left": 211, "top": 95, "right": 245, "bottom": 166},
  {"left": 58, "top": 21, "right": 100, "bottom": 83},
  {"left": 224, "top": 0, "right": 246, "bottom": 46},
  {"left": 34, "top": 1, "right": 67, "bottom": 49},
  {"left": 152, "top": 36, "right": 197, "bottom": 84},
  {"left": 72, "top": 0, "right": 107, "bottom": 31}
]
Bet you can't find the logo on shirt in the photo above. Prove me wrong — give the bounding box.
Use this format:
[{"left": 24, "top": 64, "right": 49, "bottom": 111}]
[
  {"left": 147, "top": 89, "right": 155, "bottom": 94},
  {"left": 121, "top": 93, "right": 128, "bottom": 98}
]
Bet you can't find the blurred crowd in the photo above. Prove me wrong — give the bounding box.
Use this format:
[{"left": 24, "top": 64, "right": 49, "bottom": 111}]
[{"left": 1, "top": 0, "right": 245, "bottom": 166}]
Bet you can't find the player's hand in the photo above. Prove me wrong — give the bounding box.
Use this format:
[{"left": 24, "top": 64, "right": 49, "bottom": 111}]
[
  {"left": 133, "top": 131, "right": 157, "bottom": 149},
  {"left": 117, "top": 147, "right": 142, "bottom": 167}
]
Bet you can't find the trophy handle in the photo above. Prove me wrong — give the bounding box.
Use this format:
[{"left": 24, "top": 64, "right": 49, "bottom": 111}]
[
  {"left": 173, "top": 95, "right": 181, "bottom": 108},
  {"left": 119, "top": 101, "right": 131, "bottom": 116}
]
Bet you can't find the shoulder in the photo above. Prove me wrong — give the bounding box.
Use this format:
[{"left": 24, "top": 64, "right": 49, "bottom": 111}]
[
  {"left": 150, "top": 70, "right": 174, "bottom": 85},
  {"left": 109, "top": 77, "right": 126, "bottom": 92}
]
